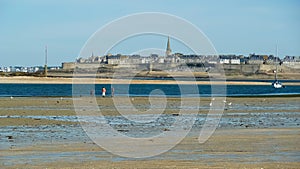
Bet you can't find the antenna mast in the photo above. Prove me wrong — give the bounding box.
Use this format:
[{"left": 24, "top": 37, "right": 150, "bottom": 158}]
[{"left": 44, "top": 45, "right": 48, "bottom": 77}]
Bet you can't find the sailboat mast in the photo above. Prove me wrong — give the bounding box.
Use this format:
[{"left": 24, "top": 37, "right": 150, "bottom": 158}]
[{"left": 275, "top": 45, "right": 278, "bottom": 80}]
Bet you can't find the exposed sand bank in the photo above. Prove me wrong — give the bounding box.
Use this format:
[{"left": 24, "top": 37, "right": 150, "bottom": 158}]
[
  {"left": 1, "top": 76, "right": 300, "bottom": 85},
  {"left": 3, "top": 128, "right": 300, "bottom": 169}
]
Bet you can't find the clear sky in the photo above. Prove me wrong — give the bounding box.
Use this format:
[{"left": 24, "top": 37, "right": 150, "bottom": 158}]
[{"left": 0, "top": 0, "right": 299, "bottom": 67}]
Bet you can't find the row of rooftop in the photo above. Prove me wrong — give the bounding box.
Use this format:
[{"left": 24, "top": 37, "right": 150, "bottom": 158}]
[
  {"left": 76, "top": 37, "right": 300, "bottom": 65},
  {"left": 76, "top": 53, "right": 300, "bottom": 65},
  {"left": 0, "top": 66, "right": 61, "bottom": 73}
]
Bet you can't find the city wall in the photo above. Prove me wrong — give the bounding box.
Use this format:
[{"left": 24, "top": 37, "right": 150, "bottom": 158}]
[{"left": 62, "top": 62, "right": 300, "bottom": 74}]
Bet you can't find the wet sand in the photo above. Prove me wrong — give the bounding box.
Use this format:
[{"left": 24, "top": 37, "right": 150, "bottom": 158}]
[{"left": 0, "top": 97, "right": 299, "bottom": 168}]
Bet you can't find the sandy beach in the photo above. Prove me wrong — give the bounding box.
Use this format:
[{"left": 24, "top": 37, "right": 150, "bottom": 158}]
[
  {"left": 1, "top": 76, "right": 300, "bottom": 85},
  {"left": 0, "top": 96, "right": 299, "bottom": 168}
]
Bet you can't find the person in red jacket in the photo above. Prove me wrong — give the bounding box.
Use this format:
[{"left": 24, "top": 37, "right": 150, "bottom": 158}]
[{"left": 102, "top": 87, "right": 106, "bottom": 97}]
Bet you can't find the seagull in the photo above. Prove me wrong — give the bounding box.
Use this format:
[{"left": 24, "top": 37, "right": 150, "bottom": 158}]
[
  {"left": 223, "top": 100, "right": 227, "bottom": 103},
  {"left": 228, "top": 102, "right": 232, "bottom": 106},
  {"left": 10, "top": 96, "right": 13, "bottom": 100},
  {"left": 209, "top": 102, "right": 213, "bottom": 106},
  {"left": 212, "top": 97, "right": 215, "bottom": 101}
]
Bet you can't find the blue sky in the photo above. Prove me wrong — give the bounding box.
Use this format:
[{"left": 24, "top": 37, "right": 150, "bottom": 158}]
[{"left": 0, "top": 0, "right": 299, "bottom": 66}]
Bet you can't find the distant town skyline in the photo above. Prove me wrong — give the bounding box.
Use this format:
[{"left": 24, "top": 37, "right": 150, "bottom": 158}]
[{"left": 0, "top": 0, "right": 299, "bottom": 67}]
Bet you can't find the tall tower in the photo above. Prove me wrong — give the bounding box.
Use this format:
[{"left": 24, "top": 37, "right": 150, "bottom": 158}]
[
  {"left": 165, "top": 36, "right": 172, "bottom": 56},
  {"left": 44, "top": 45, "right": 48, "bottom": 77}
]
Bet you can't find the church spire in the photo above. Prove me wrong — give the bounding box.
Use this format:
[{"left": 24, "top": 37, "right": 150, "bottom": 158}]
[{"left": 165, "top": 36, "right": 172, "bottom": 56}]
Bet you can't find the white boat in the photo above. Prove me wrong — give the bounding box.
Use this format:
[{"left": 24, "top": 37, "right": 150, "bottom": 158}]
[
  {"left": 272, "top": 46, "right": 284, "bottom": 89},
  {"left": 272, "top": 79, "right": 283, "bottom": 88}
]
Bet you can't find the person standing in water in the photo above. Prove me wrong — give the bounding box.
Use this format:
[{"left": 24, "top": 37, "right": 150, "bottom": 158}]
[
  {"left": 90, "top": 89, "right": 94, "bottom": 96},
  {"left": 111, "top": 87, "right": 114, "bottom": 97},
  {"left": 102, "top": 87, "right": 106, "bottom": 97}
]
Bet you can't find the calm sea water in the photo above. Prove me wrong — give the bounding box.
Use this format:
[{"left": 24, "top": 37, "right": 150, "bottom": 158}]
[{"left": 0, "top": 83, "right": 300, "bottom": 97}]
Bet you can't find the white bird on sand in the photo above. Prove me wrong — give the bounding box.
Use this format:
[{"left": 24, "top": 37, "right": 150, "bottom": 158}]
[
  {"left": 212, "top": 97, "right": 215, "bottom": 101},
  {"left": 209, "top": 102, "right": 213, "bottom": 106},
  {"left": 228, "top": 102, "right": 232, "bottom": 106},
  {"left": 10, "top": 96, "right": 13, "bottom": 100},
  {"left": 223, "top": 100, "right": 227, "bottom": 103}
]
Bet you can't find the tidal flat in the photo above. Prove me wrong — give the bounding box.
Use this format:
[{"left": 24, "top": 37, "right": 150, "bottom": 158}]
[{"left": 0, "top": 97, "right": 299, "bottom": 169}]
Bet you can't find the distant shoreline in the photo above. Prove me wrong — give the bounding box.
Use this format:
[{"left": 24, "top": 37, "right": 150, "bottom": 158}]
[{"left": 1, "top": 76, "right": 300, "bottom": 85}]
